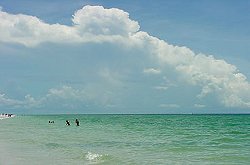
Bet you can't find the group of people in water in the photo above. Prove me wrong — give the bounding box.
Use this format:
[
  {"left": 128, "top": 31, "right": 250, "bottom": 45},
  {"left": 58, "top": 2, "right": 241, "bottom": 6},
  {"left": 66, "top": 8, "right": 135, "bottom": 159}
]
[
  {"left": 66, "top": 119, "right": 79, "bottom": 126},
  {"left": 48, "top": 119, "right": 80, "bottom": 126},
  {"left": 66, "top": 119, "right": 80, "bottom": 126},
  {"left": 1, "top": 113, "right": 14, "bottom": 117}
]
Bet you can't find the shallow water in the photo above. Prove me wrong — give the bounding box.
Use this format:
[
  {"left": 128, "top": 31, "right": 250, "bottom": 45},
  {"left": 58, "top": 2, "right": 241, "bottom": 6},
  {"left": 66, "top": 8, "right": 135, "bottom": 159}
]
[{"left": 0, "top": 114, "right": 249, "bottom": 164}]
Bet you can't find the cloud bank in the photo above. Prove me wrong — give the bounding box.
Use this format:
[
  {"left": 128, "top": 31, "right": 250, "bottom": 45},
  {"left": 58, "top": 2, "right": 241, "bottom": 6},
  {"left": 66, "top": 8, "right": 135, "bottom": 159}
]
[
  {"left": 0, "top": 5, "right": 249, "bottom": 109},
  {"left": 0, "top": 6, "right": 138, "bottom": 46}
]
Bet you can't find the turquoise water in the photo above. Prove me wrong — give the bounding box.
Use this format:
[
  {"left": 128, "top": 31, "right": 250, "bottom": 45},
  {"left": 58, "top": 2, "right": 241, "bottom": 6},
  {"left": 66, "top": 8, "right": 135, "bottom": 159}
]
[{"left": 0, "top": 114, "right": 249, "bottom": 165}]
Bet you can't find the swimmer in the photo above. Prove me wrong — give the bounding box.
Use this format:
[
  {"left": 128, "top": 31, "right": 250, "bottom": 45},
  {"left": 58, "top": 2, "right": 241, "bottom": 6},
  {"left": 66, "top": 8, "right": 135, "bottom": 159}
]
[{"left": 66, "top": 120, "right": 70, "bottom": 126}]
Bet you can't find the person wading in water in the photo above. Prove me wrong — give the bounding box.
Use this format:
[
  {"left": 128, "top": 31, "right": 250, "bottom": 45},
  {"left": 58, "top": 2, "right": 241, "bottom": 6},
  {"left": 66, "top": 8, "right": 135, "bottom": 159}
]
[{"left": 75, "top": 119, "right": 80, "bottom": 126}]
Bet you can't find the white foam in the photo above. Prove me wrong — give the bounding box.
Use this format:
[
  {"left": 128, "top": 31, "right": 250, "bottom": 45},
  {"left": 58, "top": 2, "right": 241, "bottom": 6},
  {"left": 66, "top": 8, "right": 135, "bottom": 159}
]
[{"left": 85, "top": 152, "right": 103, "bottom": 161}]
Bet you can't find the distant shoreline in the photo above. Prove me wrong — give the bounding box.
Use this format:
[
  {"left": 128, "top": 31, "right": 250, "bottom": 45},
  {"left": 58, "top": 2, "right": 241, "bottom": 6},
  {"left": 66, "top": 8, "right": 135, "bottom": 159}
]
[{"left": 12, "top": 113, "right": 250, "bottom": 116}]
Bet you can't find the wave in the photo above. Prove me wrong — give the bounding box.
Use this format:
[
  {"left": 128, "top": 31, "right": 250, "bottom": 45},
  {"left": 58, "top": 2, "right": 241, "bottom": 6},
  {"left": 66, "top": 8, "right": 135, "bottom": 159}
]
[
  {"left": 84, "top": 151, "right": 114, "bottom": 164},
  {"left": 85, "top": 152, "right": 104, "bottom": 161}
]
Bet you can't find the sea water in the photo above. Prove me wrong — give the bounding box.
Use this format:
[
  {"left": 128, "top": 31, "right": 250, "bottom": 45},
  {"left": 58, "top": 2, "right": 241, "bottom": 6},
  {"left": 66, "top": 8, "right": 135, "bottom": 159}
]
[{"left": 0, "top": 114, "right": 249, "bottom": 165}]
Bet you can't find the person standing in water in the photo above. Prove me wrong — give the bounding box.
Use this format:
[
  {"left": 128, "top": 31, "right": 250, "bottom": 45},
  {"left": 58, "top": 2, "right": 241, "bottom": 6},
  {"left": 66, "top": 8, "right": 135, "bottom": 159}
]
[
  {"left": 75, "top": 119, "right": 80, "bottom": 126},
  {"left": 66, "top": 120, "right": 70, "bottom": 126}
]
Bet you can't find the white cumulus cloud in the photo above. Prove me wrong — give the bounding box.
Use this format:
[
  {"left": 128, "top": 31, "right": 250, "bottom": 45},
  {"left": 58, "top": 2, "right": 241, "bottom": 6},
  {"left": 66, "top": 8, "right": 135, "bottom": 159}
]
[
  {"left": 72, "top": 6, "right": 139, "bottom": 36},
  {"left": 0, "top": 5, "right": 139, "bottom": 46},
  {"left": 0, "top": 5, "right": 249, "bottom": 109}
]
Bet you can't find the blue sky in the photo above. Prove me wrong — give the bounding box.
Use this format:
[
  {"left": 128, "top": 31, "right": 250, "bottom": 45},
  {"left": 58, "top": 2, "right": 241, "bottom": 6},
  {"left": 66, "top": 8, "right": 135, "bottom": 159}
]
[{"left": 0, "top": 0, "right": 249, "bottom": 114}]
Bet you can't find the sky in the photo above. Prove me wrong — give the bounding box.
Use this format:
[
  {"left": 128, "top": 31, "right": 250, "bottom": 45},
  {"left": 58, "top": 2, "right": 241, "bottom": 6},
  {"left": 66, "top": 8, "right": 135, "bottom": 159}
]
[{"left": 0, "top": 0, "right": 249, "bottom": 114}]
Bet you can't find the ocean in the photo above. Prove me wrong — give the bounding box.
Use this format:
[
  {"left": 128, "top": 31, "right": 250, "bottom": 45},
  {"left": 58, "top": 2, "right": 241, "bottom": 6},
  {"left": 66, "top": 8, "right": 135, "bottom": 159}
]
[{"left": 0, "top": 114, "right": 249, "bottom": 165}]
